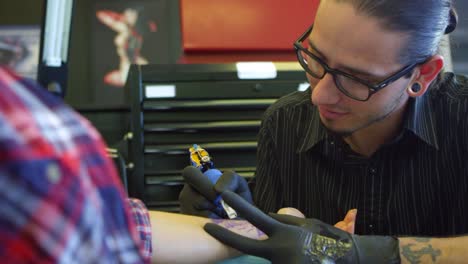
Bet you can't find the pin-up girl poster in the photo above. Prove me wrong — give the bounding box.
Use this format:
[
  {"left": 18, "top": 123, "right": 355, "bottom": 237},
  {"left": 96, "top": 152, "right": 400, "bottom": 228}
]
[
  {"left": 96, "top": 7, "right": 157, "bottom": 87},
  {"left": 93, "top": 1, "right": 170, "bottom": 92}
]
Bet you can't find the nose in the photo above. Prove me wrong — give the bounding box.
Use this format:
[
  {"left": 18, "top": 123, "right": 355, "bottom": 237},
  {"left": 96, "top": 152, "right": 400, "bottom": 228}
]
[{"left": 310, "top": 73, "right": 341, "bottom": 106}]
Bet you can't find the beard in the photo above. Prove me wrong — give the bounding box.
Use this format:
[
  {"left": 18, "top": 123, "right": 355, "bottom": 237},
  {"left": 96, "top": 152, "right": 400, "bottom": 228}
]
[{"left": 321, "top": 86, "right": 408, "bottom": 137}]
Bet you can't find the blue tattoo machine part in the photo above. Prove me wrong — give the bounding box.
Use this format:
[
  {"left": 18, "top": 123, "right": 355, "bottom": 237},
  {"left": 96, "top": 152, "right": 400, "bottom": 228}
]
[
  {"left": 182, "top": 166, "right": 238, "bottom": 219},
  {"left": 203, "top": 169, "right": 238, "bottom": 219}
]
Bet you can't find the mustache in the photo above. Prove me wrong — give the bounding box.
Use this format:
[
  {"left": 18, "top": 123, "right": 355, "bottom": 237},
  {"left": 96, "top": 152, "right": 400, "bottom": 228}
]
[{"left": 316, "top": 104, "right": 350, "bottom": 114}]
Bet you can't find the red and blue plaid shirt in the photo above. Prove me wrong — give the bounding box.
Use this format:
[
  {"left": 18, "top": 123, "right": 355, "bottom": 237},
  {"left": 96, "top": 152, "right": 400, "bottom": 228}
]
[{"left": 0, "top": 66, "right": 151, "bottom": 263}]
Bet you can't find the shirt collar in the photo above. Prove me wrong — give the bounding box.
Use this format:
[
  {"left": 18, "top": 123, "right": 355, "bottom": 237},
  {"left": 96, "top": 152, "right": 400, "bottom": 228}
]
[
  {"left": 296, "top": 90, "right": 439, "bottom": 153},
  {"left": 296, "top": 104, "right": 329, "bottom": 153},
  {"left": 402, "top": 93, "right": 439, "bottom": 150}
]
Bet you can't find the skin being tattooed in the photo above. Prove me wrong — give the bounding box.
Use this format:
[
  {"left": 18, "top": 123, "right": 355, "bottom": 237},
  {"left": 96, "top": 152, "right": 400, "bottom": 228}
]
[
  {"left": 400, "top": 237, "right": 442, "bottom": 264},
  {"left": 212, "top": 219, "right": 267, "bottom": 240}
]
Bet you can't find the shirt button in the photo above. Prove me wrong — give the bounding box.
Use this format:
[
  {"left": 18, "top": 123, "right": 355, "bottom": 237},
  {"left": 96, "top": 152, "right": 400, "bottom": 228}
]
[
  {"left": 47, "top": 163, "right": 61, "bottom": 183},
  {"left": 370, "top": 168, "right": 376, "bottom": 174},
  {"left": 369, "top": 224, "right": 374, "bottom": 228},
  {"left": 330, "top": 141, "right": 335, "bottom": 145}
]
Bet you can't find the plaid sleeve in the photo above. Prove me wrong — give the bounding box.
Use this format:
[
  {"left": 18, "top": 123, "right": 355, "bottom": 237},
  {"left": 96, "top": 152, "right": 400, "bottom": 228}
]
[
  {"left": 0, "top": 67, "right": 150, "bottom": 263},
  {"left": 127, "top": 198, "right": 152, "bottom": 261}
]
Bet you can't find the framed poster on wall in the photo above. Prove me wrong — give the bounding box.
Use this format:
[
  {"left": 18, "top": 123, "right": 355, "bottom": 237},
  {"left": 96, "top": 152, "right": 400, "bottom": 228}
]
[
  {"left": 0, "top": 26, "right": 41, "bottom": 80},
  {"left": 92, "top": 0, "right": 174, "bottom": 106}
]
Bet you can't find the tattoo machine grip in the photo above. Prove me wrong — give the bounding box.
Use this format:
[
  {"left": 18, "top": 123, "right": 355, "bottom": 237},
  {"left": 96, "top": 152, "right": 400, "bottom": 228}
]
[{"left": 182, "top": 166, "right": 220, "bottom": 204}]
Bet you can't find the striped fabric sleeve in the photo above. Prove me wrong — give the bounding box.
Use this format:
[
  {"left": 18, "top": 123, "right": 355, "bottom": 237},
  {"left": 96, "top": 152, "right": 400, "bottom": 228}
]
[{"left": 127, "top": 198, "right": 153, "bottom": 262}]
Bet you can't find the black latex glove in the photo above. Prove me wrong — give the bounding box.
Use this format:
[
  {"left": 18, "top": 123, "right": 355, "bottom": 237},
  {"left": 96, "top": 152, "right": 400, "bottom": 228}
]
[
  {"left": 204, "top": 191, "right": 400, "bottom": 264},
  {"left": 179, "top": 166, "right": 253, "bottom": 218}
]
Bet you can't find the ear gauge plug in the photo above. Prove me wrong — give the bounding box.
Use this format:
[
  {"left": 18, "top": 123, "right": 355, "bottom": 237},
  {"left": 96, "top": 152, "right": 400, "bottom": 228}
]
[{"left": 409, "top": 82, "right": 422, "bottom": 93}]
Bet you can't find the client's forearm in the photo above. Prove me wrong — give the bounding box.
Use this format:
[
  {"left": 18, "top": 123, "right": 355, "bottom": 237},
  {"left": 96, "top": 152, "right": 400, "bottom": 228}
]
[
  {"left": 149, "top": 211, "right": 266, "bottom": 264},
  {"left": 399, "top": 236, "right": 468, "bottom": 264}
]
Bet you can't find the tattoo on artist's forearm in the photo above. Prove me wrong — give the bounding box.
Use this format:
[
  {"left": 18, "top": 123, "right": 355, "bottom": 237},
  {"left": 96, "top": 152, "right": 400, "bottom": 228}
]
[
  {"left": 401, "top": 238, "right": 441, "bottom": 264},
  {"left": 212, "top": 219, "right": 266, "bottom": 239}
]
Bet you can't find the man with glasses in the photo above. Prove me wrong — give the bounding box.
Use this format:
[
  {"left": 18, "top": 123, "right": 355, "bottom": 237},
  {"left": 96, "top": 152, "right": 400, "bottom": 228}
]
[
  {"left": 249, "top": 0, "right": 467, "bottom": 238},
  {"left": 182, "top": 0, "right": 468, "bottom": 262}
]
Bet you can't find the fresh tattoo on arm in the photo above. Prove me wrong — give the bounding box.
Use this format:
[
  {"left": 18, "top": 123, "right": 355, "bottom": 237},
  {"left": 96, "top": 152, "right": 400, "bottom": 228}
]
[
  {"left": 401, "top": 238, "right": 441, "bottom": 264},
  {"left": 212, "top": 219, "right": 267, "bottom": 240}
]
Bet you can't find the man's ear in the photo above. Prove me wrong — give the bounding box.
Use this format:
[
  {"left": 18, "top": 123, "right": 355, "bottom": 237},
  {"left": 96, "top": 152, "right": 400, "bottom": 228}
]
[{"left": 414, "top": 55, "right": 445, "bottom": 91}]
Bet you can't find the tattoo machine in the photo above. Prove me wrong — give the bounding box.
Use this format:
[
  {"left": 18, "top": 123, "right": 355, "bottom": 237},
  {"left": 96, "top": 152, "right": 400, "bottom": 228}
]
[{"left": 185, "top": 144, "right": 237, "bottom": 219}]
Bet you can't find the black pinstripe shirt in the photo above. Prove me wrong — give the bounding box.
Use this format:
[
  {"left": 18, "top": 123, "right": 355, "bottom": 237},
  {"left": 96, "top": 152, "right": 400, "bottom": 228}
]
[{"left": 252, "top": 73, "right": 468, "bottom": 236}]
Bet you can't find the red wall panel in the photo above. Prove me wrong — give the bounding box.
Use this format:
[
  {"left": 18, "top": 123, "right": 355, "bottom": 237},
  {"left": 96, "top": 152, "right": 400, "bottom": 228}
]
[{"left": 180, "top": 0, "right": 320, "bottom": 52}]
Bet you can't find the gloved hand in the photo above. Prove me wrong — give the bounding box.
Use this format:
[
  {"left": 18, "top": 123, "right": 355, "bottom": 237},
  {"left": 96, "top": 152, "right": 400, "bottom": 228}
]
[
  {"left": 204, "top": 191, "right": 400, "bottom": 264},
  {"left": 179, "top": 166, "right": 253, "bottom": 219}
]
